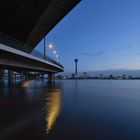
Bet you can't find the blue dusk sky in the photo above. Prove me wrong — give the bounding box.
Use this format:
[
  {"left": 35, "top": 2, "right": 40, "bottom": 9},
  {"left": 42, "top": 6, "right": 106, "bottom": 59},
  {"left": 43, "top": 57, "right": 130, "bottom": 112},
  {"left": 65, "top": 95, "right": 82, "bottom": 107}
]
[{"left": 36, "top": 0, "right": 140, "bottom": 74}]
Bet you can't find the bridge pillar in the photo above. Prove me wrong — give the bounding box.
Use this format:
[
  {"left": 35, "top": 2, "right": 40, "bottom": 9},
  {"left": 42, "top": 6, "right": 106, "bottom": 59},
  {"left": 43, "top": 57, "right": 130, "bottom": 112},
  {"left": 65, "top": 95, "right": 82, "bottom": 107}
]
[
  {"left": 8, "top": 70, "right": 14, "bottom": 84},
  {"left": 41, "top": 74, "right": 44, "bottom": 80},
  {"left": 13, "top": 72, "right": 16, "bottom": 82},
  {"left": 21, "top": 71, "right": 25, "bottom": 81},
  {"left": 25, "top": 74, "right": 29, "bottom": 80},
  {"left": 0, "top": 69, "right": 4, "bottom": 82},
  {"left": 35, "top": 74, "right": 40, "bottom": 80},
  {"left": 48, "top": 73, "right": 55, "bottom": 83}
]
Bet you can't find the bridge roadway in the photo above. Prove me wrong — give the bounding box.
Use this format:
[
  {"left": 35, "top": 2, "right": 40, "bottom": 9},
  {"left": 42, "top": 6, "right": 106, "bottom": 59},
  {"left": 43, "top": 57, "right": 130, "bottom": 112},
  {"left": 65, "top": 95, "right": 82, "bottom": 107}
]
[{"left": 0, "top": 43, "right": 64, "bottom": 82}]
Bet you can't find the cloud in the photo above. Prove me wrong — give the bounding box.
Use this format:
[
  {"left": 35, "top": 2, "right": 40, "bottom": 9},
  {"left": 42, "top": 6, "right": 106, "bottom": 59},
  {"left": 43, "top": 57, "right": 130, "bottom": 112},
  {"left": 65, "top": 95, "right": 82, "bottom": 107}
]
[
  {"left": 80, "top": 50, "right": 105, "bottom": 57},
  {"left": 63, "top": 45, "right": 137, "bottom": 58},
  {"left": 80, "top": 53, "right": 94, "bottom": 57},
  {"left": 127, "top": 45, "right": 132, "bottom": 49},
  {"left": 96, "top": 51, "right": 105, "bottom": 56},
  {"left": 79, "top": 45, "right": 135, "bottom": 58},
  {"left": 125, "top": 52, "right": 140, "bottom": 56}
]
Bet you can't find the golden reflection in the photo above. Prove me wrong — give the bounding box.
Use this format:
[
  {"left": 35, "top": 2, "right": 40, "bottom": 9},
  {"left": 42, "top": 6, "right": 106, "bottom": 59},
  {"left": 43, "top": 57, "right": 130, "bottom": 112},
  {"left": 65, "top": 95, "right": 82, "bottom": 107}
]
[
  {"left": 21, "top": 80, "right": 30, "bottom": 88},
  {"left": 44, "top": 89, "right": 62, "bottom": 134}
]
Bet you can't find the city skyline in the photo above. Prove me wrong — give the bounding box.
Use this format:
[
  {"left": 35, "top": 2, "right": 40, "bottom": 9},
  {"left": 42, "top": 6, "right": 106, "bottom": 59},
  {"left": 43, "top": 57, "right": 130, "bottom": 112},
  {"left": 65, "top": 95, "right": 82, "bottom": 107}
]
[{"left": 36, "top": 0, "right": 140, "bottom": 74}]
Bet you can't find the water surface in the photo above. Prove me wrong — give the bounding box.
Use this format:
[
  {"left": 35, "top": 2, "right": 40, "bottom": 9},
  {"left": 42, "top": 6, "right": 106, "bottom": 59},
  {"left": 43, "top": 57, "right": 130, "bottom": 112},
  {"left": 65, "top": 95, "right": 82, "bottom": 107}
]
[{"left": 0, "top": 80, "right": 140, "bottom": 140}]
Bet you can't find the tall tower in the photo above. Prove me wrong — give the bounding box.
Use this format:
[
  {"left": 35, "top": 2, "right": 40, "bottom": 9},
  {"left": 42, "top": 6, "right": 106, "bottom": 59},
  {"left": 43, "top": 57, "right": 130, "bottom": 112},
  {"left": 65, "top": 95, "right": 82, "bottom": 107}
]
[{"left": 74, "top": 58, "right": 78, "bottom": 79}]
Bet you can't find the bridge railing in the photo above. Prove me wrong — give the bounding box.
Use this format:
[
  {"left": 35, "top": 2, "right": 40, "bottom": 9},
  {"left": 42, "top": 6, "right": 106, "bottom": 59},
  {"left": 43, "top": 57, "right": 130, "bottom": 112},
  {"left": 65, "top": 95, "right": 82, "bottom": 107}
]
[
  {"left": 0, "top": 32, "right": 63, "bottom": 68},
  {"left": 31, "top": 49, "right": 63, "bottom": 67}
]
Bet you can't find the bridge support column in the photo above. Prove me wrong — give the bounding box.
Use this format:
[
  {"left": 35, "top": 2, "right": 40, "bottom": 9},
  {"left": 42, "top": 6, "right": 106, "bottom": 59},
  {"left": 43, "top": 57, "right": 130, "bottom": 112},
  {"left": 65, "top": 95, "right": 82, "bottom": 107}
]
[
  {"left": 35, "top": 74, "right": 40, "bottom": 80},
  {"left": 41, "top": 74, "right": 44, "bottom": 80},
  {"left": 8, "top": 70, "right": 14, "bottom": 84},
  {"left": 21, "top": 71, "right": 25, "bottom": 81},
  {"left": 48, "top": 73, "right": 55, "bottom": 83},
  {"left": 13, "top": 72, "right": 16, "bottom": 82},
  {"left": 25, "top": 74, "right": 29, "bottom": 80},
  {"left": 0, "top": 69, "right": 4, "bottom": 83}
]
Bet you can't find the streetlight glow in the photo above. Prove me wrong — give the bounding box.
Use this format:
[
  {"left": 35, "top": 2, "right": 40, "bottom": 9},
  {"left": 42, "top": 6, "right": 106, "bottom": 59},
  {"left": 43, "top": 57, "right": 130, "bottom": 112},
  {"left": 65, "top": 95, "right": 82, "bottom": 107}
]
[
  {"left": 49, "top": 44, "right": 53, "bottom": 49},
  {"left": 53, "top": 50, "right": 56, "bottom": 54},
  {"left": 47, "top": 43, "right": 60, "bottom": 62}
]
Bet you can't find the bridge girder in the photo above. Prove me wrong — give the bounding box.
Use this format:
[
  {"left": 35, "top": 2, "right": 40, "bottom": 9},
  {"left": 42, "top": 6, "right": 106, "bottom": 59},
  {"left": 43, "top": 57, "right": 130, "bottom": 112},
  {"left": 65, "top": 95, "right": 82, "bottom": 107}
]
[{"left": 0, "top": 0, "right": 80, "bottom": 52}]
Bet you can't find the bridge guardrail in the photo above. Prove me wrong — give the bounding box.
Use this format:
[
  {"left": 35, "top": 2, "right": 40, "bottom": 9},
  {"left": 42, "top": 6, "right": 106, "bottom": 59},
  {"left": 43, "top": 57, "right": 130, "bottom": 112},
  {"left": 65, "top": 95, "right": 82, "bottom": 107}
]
[{"left": 0, "top": 32, "right": 63, "bottom": 68}]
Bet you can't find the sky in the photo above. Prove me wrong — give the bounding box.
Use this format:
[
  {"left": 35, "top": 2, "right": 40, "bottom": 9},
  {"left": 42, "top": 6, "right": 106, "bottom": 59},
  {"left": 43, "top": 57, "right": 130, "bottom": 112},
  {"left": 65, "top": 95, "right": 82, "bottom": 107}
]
[{"left": 36, "top": 0, "right": 140, "bottom": 75}]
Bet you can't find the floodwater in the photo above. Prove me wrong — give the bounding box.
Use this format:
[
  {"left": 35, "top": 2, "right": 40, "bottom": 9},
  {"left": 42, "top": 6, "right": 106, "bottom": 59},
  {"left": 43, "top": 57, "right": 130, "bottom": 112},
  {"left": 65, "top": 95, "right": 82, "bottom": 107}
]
[{"left": 0, "top": 80, "right": 140, "bottom": 140}]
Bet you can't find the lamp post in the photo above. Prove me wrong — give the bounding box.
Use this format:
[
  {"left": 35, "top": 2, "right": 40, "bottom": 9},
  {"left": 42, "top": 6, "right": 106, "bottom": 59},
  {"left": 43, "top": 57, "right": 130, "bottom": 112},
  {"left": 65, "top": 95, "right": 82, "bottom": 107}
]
[
  {"left": 58, "top": 56, "right": 60, "bottom": 63},
  {"left": 74, "top": 58, "right": 78, "bottom": 79},
  {"left": 44, "top": 37, "right": 46, "bottom": 60}
]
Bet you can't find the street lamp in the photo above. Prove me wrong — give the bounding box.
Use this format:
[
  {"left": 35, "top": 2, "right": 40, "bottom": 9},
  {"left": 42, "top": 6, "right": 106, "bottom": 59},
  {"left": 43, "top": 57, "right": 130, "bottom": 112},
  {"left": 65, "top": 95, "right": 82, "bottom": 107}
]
[
  {"left": 53, "top": 50, "right": 56, "bottom": 54},
  {"left": 56, "top": 54, "right": 60, "bottom": 63},
  {"left": 48, "top": 44, "right": 53, "bottom": 49},
  {"left": 44, "top": 37, "right": 46, "bottom": 60},
  {"left": 47, "top": 43, "right": 60, "bottom": 63}
]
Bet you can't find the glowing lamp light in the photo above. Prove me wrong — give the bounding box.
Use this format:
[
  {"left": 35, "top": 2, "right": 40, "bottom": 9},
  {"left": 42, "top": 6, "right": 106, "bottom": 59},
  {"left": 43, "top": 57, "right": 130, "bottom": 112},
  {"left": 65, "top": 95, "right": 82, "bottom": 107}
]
[
  {"left": 53, "top": 50, "right": 56, "bottom": 54},
  {"left": 49, "top": 44, "right": 53, "bottom": 49}
]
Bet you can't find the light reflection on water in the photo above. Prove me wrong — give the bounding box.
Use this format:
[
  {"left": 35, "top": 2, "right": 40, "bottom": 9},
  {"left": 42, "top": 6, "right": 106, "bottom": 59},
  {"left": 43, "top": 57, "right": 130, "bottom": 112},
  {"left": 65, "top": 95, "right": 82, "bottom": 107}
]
[
  {"left": 21, "top": 80, "right": 30, "bottom": 88},
  {"left": 44, "top": 89, "right": 62, "bottom": 134},
  {"left": 1, "top": 80, "right": 140, "bottom": 140}
]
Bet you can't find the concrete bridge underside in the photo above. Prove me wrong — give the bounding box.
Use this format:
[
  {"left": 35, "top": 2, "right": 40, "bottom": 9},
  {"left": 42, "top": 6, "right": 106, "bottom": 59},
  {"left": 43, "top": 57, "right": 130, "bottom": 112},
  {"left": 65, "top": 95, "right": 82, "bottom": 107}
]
[
  {"left": 0, "top": 0, "right": 80, "bottom": 52},
  {"left": 0, "top": 0, "right": 80, "bottom": 83}
]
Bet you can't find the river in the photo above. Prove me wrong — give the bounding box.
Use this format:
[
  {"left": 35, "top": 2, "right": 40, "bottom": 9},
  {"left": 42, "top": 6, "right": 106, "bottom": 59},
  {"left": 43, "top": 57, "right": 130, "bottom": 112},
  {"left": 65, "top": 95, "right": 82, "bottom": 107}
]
[{"left": 0, "top": 80, "right": 140, "bottom": 140}]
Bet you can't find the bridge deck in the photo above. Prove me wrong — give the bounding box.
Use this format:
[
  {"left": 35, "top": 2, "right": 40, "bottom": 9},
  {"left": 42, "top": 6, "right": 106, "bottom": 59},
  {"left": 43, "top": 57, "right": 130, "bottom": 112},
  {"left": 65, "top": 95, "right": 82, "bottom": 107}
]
[{"left": 0, "top": 43, "right": 64, "bottom": 73}]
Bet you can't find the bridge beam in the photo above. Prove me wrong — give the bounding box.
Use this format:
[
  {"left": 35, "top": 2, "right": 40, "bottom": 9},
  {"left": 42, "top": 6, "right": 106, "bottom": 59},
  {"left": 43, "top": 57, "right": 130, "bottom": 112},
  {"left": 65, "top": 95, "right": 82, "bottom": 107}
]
[{"left": 0, "top": 43, "right": 64, "bottom": 74}]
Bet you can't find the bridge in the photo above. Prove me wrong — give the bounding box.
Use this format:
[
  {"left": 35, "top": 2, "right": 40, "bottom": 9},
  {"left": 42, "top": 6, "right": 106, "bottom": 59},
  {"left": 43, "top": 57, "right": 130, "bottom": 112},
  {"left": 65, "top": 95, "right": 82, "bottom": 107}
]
[{"left": 0, "top": 0, "right": 80, "bottom": 83}]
